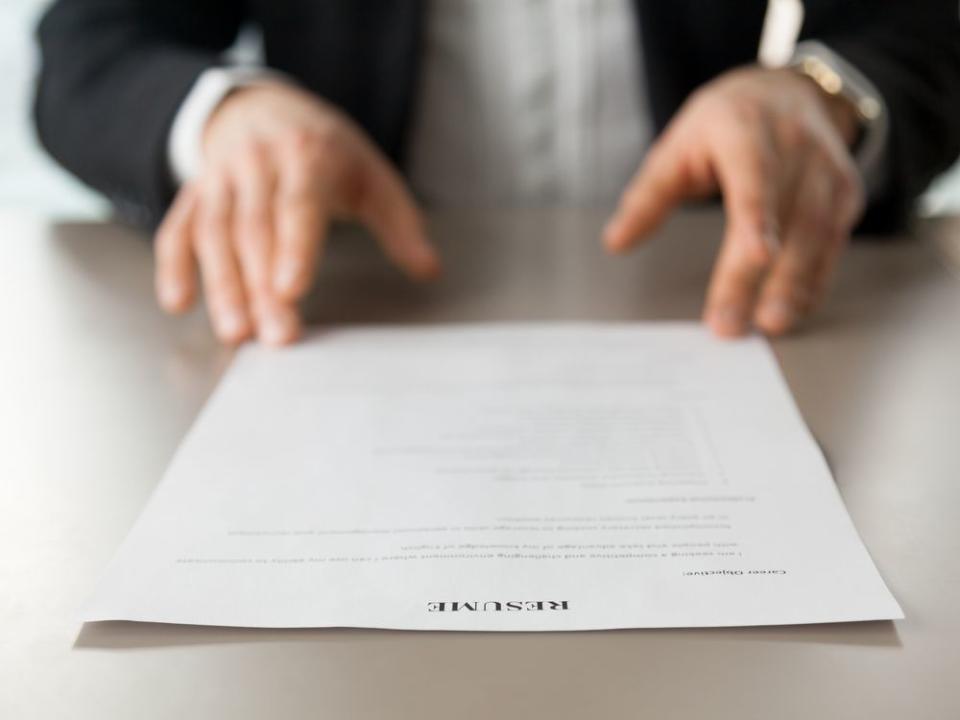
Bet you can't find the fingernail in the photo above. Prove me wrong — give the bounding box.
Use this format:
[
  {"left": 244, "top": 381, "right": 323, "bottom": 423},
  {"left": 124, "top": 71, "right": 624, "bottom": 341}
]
[
  {"left": 259, "top": 310, "right": 298, "bottom": 347},
  {"left": 260, "top": 320, "right": 288, "bottom": 346},
  {"left": 218, "top": 309, "right": 248, "bottom": 341}
]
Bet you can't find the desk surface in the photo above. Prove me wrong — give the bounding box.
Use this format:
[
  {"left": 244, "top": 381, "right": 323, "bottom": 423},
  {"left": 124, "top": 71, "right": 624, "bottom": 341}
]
[{"left": 3, "top": 208, "right": 960, "bottom": 719}]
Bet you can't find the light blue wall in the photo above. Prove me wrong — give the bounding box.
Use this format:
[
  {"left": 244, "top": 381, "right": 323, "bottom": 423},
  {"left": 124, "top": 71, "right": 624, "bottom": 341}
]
[{"left": 2, "top": 0, "right": 959, "bottom": 218}]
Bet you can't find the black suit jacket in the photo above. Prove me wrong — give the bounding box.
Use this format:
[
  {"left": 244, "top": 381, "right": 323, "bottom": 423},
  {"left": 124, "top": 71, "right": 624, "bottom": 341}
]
[{"left": 34, "top": 0, "right": 960, "bottom": 232}]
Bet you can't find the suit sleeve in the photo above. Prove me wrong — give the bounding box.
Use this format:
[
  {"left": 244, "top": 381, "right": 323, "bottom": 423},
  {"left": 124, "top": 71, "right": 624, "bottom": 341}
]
[
  {"left": 818, "top": 1, "right": 960, "bottom": 232},
  {"left": 34, "top": 0, "right": 245, "bottom": 228}
]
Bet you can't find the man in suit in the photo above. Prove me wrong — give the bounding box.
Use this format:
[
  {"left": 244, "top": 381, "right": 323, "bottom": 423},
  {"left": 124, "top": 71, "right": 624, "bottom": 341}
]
[{"left": 34, "top": 1, "right": 960, "bottom": 346}]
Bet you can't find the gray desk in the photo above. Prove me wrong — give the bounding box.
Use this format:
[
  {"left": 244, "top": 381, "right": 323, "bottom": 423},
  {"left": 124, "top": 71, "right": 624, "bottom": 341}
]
[{"left": 3, "top": 208, "right": 960, "bottom": 719}]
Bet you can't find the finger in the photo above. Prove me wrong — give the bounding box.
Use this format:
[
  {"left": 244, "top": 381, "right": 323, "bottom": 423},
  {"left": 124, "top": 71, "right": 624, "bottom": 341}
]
[
  {"left": 809, "top": 168, "right": 864, "bottom": 307},
  {"left": 154, "top": 184, "right": 199, "bottom": 313},
  {"left": 194, "top": 176, "right": 252, "bottom": 344},
  {"left": 709, "top": 117, "right": 781, "bottom": 266},
  {"left": 701, "top": 119, "right": 782, "bottom": 337},
  {"left": 232, "top": 145, "right": 300, "bottom": 346},
  {"left": 272, "top": 132, "right": 330, "bottom": 301},
  {"left": 603, "top": 132, "right": 707, "bottom": 253},
  {"left": 754, "top": 162, "right": 839, "bottom": 335},
  {"left": 252, "top": 295, "right": 300, "bottom": 347},
  {"left": 703, "top": 222, "right": 770, "bottom": 338},
  {"left": 354, "top": 148, "right": 441, "bottom": 281}
]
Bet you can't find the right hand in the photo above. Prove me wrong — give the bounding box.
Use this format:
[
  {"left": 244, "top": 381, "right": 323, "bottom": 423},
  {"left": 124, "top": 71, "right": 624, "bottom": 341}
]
[{"left": 154, "top": 82, "right": 441, "bottom": 346}]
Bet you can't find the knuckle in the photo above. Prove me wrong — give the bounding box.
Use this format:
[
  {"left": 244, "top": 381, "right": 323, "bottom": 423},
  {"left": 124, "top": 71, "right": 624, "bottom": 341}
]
[
  {"left": 230, "top": 166, "right": 267, "bottom": 199},
  {"left": 235, "top": 225, "right": 268, "bottom": 257},
  {"left": 204, "top": 267, "right": 232, "bottom": 293},
  {"left": 198, "top": 159, "right": 231, "bottom": 187},
  {"left": 210, "top": 270, "right": 242, "bottom": 300},
  {"left": 720, "top": 229, "right": 764, "bottom": 270},
  {"left": 279, "top": 130, "right": 321, "bottom": 170},
  {"left": 195, "top": 208, "right": 225, "bottom": 237},
  {"left": 237, "top": 201, "right": 270, "bottom": 230},
  {"left": 280, "top": 123, "right": 347, "bottom": 167},
  {"left": 777, "top": 117, "right": 811, "bottom": 149},
  {"left": 278, "top": 179, "right": 314, "bottom": 208},
  {"left": 735, "top": 189, "right": 766, "bottom": 220},
  {"left": 277, "top": 134, "right": 349, "bottom": 201},
  {"left": 235, "top": 193, "right": 271, "bottom": 229},
  {"left": 728, "top": 99, "right": 766, "bottom": 128},
  {"left": 280, "top": 127, "right": 315, "bottom": 155},
  {"left": 246, "top": 272, "right": 273, "bottom": 299},
  {"left": 193, "top": 228, "right": 215, "bottom": 254},
  {"left": 234, "top": 140, "right": 265, "bottom": 170},
  {"left": 313, "top": 120, "right": 347, "bottom": 153},
  {"left": 193, "top": 223, "right": 226, "bottom": 255},
  {"left": 196, "top": 176, "right": 229, "bottom": 209}
]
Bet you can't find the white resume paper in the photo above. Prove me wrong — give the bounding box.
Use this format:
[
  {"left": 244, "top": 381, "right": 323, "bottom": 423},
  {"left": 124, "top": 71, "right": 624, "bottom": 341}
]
[{"left": 84, "top": 324, "right": 902, "bottom": 630}]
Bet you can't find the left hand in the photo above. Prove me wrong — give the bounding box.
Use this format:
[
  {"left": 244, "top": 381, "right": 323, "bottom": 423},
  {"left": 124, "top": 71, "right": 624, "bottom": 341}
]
[{"left": 604, "top": 66, "right": 865, "bottom": 337}]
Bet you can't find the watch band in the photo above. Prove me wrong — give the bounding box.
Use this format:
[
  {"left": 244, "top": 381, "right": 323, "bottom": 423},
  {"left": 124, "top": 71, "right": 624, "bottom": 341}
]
[{"left": 787, "top": 41, "right": 890, "bottom": 195}]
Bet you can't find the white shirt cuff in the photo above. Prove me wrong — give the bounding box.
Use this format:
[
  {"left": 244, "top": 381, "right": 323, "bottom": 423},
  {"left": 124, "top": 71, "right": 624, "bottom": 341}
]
[{"left": 167, "top": 67, "right": 286, "bottom": 185}]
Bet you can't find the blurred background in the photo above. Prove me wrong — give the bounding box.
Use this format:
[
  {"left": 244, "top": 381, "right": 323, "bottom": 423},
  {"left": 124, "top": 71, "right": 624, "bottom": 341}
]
[
  {"left": 1, "top": 0, "right": 108, "bottom": 217},
  {"left": 2, "top": 0, "right": 960, "bottom": 220}
]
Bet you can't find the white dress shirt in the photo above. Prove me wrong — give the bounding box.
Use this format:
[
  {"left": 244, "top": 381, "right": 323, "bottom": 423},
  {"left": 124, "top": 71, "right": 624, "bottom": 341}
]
[
  {"left": 408, "top": 0, "right": 649, "bottom": 205},
  {"left": 167, "top": 0, "right": 887, "bottom": 205}
]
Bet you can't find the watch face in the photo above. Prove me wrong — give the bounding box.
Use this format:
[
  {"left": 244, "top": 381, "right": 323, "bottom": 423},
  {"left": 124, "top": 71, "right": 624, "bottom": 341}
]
[{"left": 793, "top": 51, "right": 881, "bottom": 125}]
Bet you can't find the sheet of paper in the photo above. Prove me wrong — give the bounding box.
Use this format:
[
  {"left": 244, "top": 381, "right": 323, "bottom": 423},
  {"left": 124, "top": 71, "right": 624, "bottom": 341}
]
[{"left": 83, "top": 324, "right": 902, "bottom": 630}]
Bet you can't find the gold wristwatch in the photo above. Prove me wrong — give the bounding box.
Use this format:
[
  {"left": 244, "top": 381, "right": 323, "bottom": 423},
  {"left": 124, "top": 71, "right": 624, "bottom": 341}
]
[{"left": 787, "top": 41, "right": 889, "bottom": 192}]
